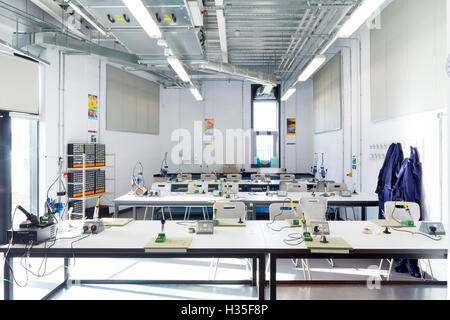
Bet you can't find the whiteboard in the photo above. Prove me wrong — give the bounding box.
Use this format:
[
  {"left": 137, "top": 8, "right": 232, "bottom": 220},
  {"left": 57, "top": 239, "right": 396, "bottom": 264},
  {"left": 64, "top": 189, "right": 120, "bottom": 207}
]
[
  {"left": 0, "top": 53, "right": 39, "bottom": 114},
  {"left": 370, "top": 0, "right": 447, "bottom": 121}
]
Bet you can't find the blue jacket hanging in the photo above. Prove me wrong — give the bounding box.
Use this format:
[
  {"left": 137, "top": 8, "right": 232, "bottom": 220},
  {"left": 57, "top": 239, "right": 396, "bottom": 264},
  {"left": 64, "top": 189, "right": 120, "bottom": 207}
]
[
  {"left": 392, "top": 147, "right": 423, "bottom": 277},
  {"left": 375, "top": 143, "right": 404, "bottom": 219},
  {"left": 393, "top": 147, "right": 422, "bottom": 219}
]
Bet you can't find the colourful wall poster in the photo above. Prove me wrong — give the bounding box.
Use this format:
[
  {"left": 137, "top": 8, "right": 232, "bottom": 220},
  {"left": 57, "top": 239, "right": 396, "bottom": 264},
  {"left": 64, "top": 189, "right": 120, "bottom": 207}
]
[
  {"left": 88, "top": 94, "right": 98, "bottom": 120},
  {"left": 287, "top": 118, "right": 296, "bottom": 136},
  {"left": 204, "top": 118, "right": 214, "bottom": 136}
]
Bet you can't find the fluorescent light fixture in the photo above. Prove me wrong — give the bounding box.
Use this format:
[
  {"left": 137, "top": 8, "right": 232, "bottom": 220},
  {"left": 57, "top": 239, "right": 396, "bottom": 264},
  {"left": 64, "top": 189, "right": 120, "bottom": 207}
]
[
  {"left": 297, "top": 55, "right": 326, "bottom": 82},
  {"left": 338, "top": 0, "right": 386, "bottom": 38},
  {"left": 167, "top": 56, "right": 191, "bottom": 82},
  {"left": 320, "top": 34, "right": 338, "bottom": 55},
  {"left": 64, "top": 1, "right": 108, "bottom": 37},
  {"left": 190, "top": 87, "right": 204, "bottom": 101},
  {"left": 281, "top": 87, "right": 296, "bottom": 101},
  {"left": 122, "top": 0, "right": 162, "bottom": 39}
]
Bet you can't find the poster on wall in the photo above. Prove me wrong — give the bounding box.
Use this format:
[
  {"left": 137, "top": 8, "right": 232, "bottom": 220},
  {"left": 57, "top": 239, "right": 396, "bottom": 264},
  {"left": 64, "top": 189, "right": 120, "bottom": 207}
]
[
  {"left": 204, "top": 118, "right": 214, "bottom": 146},
  {"left": 88, "top": 94, "right": 99, "bottom": 143},
  {"left": 286, "top": 118, "right": 296, "bottom": 145},
  {"left": 88, "top": 94, "right": 98, "bottom": 120}
]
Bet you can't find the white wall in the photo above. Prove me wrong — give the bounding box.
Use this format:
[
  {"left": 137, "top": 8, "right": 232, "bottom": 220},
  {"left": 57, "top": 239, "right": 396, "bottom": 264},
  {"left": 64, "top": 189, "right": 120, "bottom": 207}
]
[
  {"left": 160, "top": 80, "right": 314, "bottom": 174},
  {"left": 282, "top": 80, "right": 314, "bottom": 173},
  {"left": 39, "top": 50, "right": 164, "bottom": 211},
  {"left": 288, "top": 5, "right": 448, "bottom": 223}
]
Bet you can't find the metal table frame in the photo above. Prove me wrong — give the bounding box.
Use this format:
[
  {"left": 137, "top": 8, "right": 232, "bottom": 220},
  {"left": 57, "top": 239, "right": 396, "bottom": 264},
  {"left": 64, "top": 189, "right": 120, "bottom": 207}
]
[
  {"left": 2, "top": 248, "right": 266, "bottom": 301},
  {"left": 114, "top": 198, "right": 379, "bottom": 221},
  {"left": 268, "top": 249, "right": 448, "bottom": 300}
]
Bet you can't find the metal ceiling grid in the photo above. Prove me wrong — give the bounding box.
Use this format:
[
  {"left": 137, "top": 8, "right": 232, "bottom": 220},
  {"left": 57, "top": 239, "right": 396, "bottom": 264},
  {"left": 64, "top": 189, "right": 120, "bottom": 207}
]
[
  {"left": 203, "top": 0, "right": 358, "bottom": 81},
  {"left": 0, "top": 0, "right": 364, "bottom": 85}
]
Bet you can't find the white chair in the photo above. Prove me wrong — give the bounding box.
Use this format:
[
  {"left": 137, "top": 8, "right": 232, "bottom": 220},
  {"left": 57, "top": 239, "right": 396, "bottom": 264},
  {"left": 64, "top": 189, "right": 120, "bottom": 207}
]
[
  {"left": 299, "top": 197, "right": 332, "bottom": 275},
  {"left": 379, "top": 201, "right": 431, "bottom": 280},
  {"left": 210, "top": 202, "right": 249, "bottom": 279},
  {"left": 300, "top": 197, "right": 327, "bottom": 222},
  {"left": 184, "top": 181, "right": 208, "bottom": 220},
  {"left": 215, "top": 202, "right": 246, "bottom": 220},
  {"left": 326, "top": 182, "right": 348, "bottom": 192},
  {"left": 384, "top": 201, "right": 420, "bottom": 221},
  {"left": 286, "top": 182, "right": 309, "bottom": 193},
  {"left": 177, "top": 173, "right": 192, "bottom": 181},
  {"left": 221, "top": 182, "right": 239, "bottom": 195},
  {"left": 269, "top": 203, "right": 298, "bottom": 220},
  {"left": 279, "top": 174, "right": 295, "bottom": 181},
  {"left": 251, "top": 174, "right": 265, "bottom": 181},
  {"left": 227, "top": 173, "right": 242, "bottom": 181},
  {"left": 201, "top": 173, "right": 217, "bottom": 181},
  {"left": 269, "top": 203, "right": 309, "bottom": 278}
]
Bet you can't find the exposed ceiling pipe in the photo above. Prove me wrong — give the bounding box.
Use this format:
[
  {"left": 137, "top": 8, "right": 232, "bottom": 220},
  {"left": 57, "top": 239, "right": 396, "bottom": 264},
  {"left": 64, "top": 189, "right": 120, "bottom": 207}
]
[
  {"left": 197, "top": 61, "right": 277, "bottom": 86},
  {"left": 18, "top": 31, "right": 173, "bottom": 83},
  {"left": 30, "top": 0, "right": 85, "bottom": 37}
]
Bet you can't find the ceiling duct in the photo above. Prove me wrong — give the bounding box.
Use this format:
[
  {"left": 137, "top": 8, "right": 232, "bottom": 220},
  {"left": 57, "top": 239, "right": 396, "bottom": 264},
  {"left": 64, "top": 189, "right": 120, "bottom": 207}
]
[
  {"left": 16, "top": 32, "right": 172, "bottom": 83},
  {"left": 197, "top": 61, "right": 277, "bottom": 86}
]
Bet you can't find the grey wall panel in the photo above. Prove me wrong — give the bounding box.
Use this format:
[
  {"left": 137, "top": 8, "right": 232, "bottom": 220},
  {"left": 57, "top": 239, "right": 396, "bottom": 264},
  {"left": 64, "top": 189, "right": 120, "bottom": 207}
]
[
  {"left": 370, "top": 0, "right": 447, "bottom": 121},
  {"left": 313, "top": 53, "right": 342, "bottom": 133},
  {"left": 0, "top": 53, "right": 39, "bottom": 114},
  {"left": 106, "top": 65, "right": 160, "bottom": 134}
]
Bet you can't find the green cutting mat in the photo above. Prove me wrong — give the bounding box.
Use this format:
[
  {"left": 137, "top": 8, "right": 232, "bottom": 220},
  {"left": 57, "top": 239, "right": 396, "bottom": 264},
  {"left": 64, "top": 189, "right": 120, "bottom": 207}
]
[
  {"left": 215, "top": 219, "right": 246, "bottom": 227},
  {"left": 369, "top": 219, "right": 415, "bottom": 228},
  {"left": 101, "top": 218, "right": 133, "bottom": 227},
  {"left": 305, "top": 237, "right": 353, "bottom": 250},
  {"left": 144, "top": 237, "right": 193, "bottom": 250}
]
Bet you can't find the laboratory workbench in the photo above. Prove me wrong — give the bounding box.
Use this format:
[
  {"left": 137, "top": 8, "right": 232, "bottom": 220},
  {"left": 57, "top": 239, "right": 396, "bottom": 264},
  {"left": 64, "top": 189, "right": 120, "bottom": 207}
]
[
  {"left": 1, "top": 220, "right": 446, "bottom": 301},
  {"left": 113, "top": 192, "right": 379, "bottom": 220}
]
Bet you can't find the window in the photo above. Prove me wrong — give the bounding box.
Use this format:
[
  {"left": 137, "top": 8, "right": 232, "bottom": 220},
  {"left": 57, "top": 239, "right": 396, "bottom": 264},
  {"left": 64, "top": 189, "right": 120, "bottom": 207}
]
[
  {"left": 251, "top": 85, "right": 280, "bottom": 168},
  {"left": 11, "top": 116, "right": 39, "bottom": 226}
]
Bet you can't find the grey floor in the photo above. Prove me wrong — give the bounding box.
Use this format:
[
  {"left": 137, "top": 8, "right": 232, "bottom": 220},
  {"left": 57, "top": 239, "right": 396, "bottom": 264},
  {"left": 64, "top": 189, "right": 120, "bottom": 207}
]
[{"left": 0, "top": 207, "right": 446, "bottom": 300}]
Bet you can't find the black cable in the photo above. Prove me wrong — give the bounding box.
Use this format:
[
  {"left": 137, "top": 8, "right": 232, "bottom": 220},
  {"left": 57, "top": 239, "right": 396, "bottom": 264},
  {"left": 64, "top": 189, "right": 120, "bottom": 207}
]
[
  {"left": 388, "top": 200, "right": 441, "bottom": 241},
  {"left": 283, "top": 233, "right": 305, "bottom": 246},
  {"left": 266, "top": 198, "right": 300, "bottom": 232}
]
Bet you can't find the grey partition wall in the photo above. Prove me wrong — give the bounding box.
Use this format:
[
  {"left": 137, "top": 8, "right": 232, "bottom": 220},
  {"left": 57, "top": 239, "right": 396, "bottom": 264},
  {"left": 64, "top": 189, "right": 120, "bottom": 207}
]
[
  {"left": 313, "top": 53, "right": 342, "bottom": 134},
  {"left": 370, "top": 0, "right": 447, "bottom": 121},
  {"left": 106, "top": 65, "right": 160, "bottom": 134}
]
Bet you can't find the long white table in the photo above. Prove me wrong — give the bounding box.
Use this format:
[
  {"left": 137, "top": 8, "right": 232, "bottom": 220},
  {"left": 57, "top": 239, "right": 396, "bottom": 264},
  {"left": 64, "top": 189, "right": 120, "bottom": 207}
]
[
  {"left": 1, "top": 221, "right": 267, "bottom": 300},
  {"left": 113, "top": 192, "right": 379, "bottom": 220},
  {"left": 261, "top": 221, "right": 447, "bottom": 300},
  {"left": 1, "top": 220, "right": 446, "bottom": 300}
]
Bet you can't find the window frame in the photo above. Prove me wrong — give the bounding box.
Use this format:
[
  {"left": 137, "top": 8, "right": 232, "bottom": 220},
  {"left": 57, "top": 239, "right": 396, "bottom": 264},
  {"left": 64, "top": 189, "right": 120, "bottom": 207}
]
[{"left": 250, "top": 85, "right": 281, "bottom": 168}]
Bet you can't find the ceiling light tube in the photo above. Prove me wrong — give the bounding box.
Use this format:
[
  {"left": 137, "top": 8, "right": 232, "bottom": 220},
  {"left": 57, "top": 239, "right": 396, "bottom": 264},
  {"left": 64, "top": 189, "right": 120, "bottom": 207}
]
[
  {"left": 64, "top": 1, "right": 108, "bottom": 37},
  {"left": 297, "top": 55, "right": 326, "bottom": 82},
  {"left": 337, "top": 0, "right": 386, "bottom": 38},
  {"left": 167, "top": 56, "right": 191, "bottom": 82},
  {"left": 122, "top": 0, "right": 162, "bottom": 39},
  {"left": 281, "top": 87, "right": 296, "bottom": 101},
  {"left": 190, "top": 87, "right": 204, "bottom": 101}
]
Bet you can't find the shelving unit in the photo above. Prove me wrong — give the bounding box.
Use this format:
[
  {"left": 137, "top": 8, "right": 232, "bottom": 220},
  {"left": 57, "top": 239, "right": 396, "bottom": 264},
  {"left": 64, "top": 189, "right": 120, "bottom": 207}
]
[{"left": 66, "top": 152, "right": 116, "bottom": 220}]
